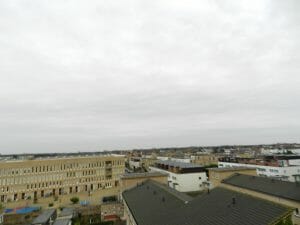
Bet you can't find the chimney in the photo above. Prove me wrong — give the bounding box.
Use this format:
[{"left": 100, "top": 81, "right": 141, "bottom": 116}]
[{"left": 232, "top": 197, "right": 236, "bottom": 205}]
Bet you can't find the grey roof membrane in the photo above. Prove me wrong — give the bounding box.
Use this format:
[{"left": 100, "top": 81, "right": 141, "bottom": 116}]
[
  {"left": 123, "top": 180, "right": 291, "bottom": 225},
  {"left": 32, "top": 209, "right": 56, "bottom": 224},
  {"left": 222, "top": 173, "right": 300, "bottom": 202},
  {"left": 53, "top": 219, "right": 71, "bottom": 225}
]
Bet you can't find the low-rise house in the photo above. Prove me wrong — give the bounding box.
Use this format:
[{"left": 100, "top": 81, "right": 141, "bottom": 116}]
[
  {"left": 31, "top": 209, "right": 57, "bottom": 225},
  {"left": 191, "top": 153, "right": 220, "bottom": 166}
]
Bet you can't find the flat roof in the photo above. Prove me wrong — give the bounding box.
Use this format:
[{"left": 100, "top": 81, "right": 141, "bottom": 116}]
[
  {"left": 53, "top": 219, "right": 71, "bottom": 225},
  {"left": 59, "top": 208, "right": 74, "bottom": 217},
  {"left": 222, "top": 174, "right": 300, "bottom": 202},
  {"left": 0, "top": 154, "right": 124, "bottom": 163},
  {"left": 32, "top": 209, "right": 56, "bottom": 224},
  {"left": 121, "top": 172, "right": 168, "bottom": 179},
  {"left": 156, "top": 160, "right": 203, "bottom": 168},
  {"left": 208, "top": 167, "right": 256, "bottom": 172}
]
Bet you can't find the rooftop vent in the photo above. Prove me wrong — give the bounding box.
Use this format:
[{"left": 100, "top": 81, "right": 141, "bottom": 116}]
[{"left": 232, "top": 197, "right": 236, "bottom": 205}]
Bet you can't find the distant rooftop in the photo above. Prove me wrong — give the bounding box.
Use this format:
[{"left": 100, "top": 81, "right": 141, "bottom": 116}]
[
  {"left": 222, "top": 174, "right": 300, "bottom": 202},
  {"left": 0, "top": 153, "right": 124, "bottom": 163},
  {"left": 59, "top": 208, "right": 74, "bottom": 217},
  {"left": 121, "top": 172, "right": 168, "bottom": 179},
  {"left": 208, "top": 167, "right": 256, "bottom": 172},
  {"left": 156, "top": 160, "right": 203, "bottom": 168}
]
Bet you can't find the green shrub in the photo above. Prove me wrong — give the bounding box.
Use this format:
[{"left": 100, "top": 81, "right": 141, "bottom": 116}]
[{"left": 70, "top": 196, "right": 79, "bottom": 204}]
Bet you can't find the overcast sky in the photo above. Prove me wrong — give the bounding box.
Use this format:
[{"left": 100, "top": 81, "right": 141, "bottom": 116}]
[{"left": 0, "top": 0, "right": 299, "bottom": 153}]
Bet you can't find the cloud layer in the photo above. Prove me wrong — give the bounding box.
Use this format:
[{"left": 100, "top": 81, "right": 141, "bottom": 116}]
[{"left": 0, "top": 0, "right": 299, "bottom": 153}]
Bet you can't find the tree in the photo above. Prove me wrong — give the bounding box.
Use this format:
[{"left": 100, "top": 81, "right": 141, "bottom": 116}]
[{"left": 70, "top": 196, "right": 79, "bottom": 204}]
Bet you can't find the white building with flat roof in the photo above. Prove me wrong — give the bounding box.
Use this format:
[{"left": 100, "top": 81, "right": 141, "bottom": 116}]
[{"left": 149, "top": 160, "right": 207, "bottom": 192}]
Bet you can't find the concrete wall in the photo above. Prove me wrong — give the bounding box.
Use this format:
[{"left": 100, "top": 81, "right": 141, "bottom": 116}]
[
  {"left": 121, "top": 175, "right": 168, "bottom": 192},
  {"left": 123, "top": 200, "right": 137, "bottom": 225},
  {"left": 208, "top": 169, "right": 257, "bottom": 188}
]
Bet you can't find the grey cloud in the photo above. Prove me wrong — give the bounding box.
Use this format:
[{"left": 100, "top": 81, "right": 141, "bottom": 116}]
[{"left": 0, "top": 0, "right": 299, "bottom": 153}]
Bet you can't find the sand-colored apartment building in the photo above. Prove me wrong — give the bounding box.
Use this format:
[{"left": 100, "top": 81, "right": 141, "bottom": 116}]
[{"left": 0, "top": 155, "right": 125, "bottom": 203}]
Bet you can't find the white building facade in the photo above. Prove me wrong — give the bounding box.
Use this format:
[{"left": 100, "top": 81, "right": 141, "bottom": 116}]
[
  {"left": 218, "top": 161, "right": 300, "bottom": 182},
  {"left": 149, "top": 160, "right": 207, "bottom": 192}
]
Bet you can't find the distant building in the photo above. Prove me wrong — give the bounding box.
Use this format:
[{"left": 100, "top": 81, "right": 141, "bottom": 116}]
[
  {"left": 0, "top": 155, "right": 125, "bottom": 203},
  {"left": 169, "top": 158, "right": 191, "bottom": 163},
  {"left": 191, "top": 153, "right": 220, "bottom": 166},
  {"left": 128, "top": 156, "right": 158, "bottom": 171},
  {"left": 120, "top": 172, "right": 168, "bottom": 191},
  {"left": 149, "top": 160, "right": 207, "bottom": 192},
  {"left": 122, "top": 180, "right": 293, "bottom": 225},
  {"left": 218, "top": 155, "right": 300, "bottom": 182},
  {"left": 128, "top": 158, "right": 141, "bottom": 170}
]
